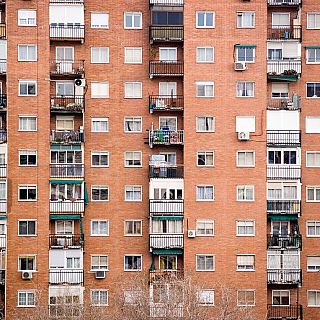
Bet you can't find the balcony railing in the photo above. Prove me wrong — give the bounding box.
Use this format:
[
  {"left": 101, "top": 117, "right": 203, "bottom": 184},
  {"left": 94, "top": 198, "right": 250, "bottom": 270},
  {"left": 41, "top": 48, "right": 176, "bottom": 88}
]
[
  {"left": 267, "top": 269, "right": 302, "bottom": 284},
  {"left": 49, "top": 234, "right": 83, "bottom": 249},
  {"left": 150, "top": 0, "right": 183, "bottom": 6},
  {"left": 149, "top": 95, "right": 184, "bottom": 112},
  {"left": 0, "top": 164, "right": 6, "bottom": 178},
  {"left": 267, "top": 234, "right": 302, "bottom": 249},
  {"left": 149, "top": 130, "right": 184, "bottom": 147},
  {"left": 149, "top": 270, "right": 183, "bottom": 283},
  {"left": 0, "top": 94, "right": 7, "bottom": 108},
  {"left": 50, "top": 0, "right": 84, "bottom": 3},
  {"left": 149, "top": 199, "right": 184, "bottom": 215},
  {"left": 50, "top": 60, "right": 85, "bottom": 77},
  {"left": 267, "top": 95, "right": 301, "bottom": 111},
  {"left": 149, "top": 61, "right": 184, "bottom": 77},
  {"left": 149, "top": 165, "right": 184, "bottom": 178},
  {"left": 267, "top": 304, "right": 302, "bottom": 320},
  {"left": 0, "top": 24, "right": 5, "bottom": 39},
  {"left": 150, "top": 234, "right": 184, "bottom": 250},
  {"left": 50, "top": 96, "right": 84, "bottom": 112},
  {"left": 50, "top": 199, "right": 85, "bottom": 214},
  {"left": 50, "top": 24, "right": 85, "bottom": 41},
  {"left": 150, "top": 305, "right": 183, "bottom": 318},
  {"left": 0, "top": 235, "right": 5, "bottom": 249},
  {"left": 0, "top": 129, "right": 6, "bottom": 143},
  {"left": 50, "top": 130, "right": 84, "bottom": 144},
  {"left": 50, "top": 164, "right": 84, "bottom": 178},
  {"left": 267, "top": 166, "right": 301, "bottom": 180},
  {"left": 150, "top": 26, "right": 184, "bottom": 42},
  {"left": 267, "top": 25, "right": 301, "bottom": 41},
  {"left": 267, "top": 60, "right": 301, "bottom": 77},
  {"left": 268, "top": 0, "right": 301, "bottom": 5},
  {"left": 0, "top": 270, "right": 4, "bottom": 286},
  {"left": 49, "top": 269, "right": 84, "bottom": 285},
  {"left": 267, "top": 130, "right": 301, "bottom": 146},
  {"left": 267, "top": 200, "right": 301, "bottom": 215}
]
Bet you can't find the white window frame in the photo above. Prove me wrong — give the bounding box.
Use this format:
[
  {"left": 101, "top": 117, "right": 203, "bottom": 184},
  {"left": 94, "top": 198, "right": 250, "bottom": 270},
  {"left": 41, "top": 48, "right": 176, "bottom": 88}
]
[
  {"left": 17, "top": 290, "right": 36, "bottom": 308},
  {"left": 124, "top": 47, "right": 142, "bottom": 64},
  {"left": 90, "top": 255, "right": 109, "bottom": 271},
  {"left": 56, "top": 115, "right": 74, "bottom": 131},
  {"left": 306, "top": 186, "right": 320, "bottom": 202},
  {"left": 237, "top": 185, "right": 255, "bottom": 202},
  {"left": 90, "top": 220, "right": 109, "bottom": 237},
  {"left": 306, "top": 116, "right": 320, "bottom": 133},
  {"left": 306, "top": 48, "right": 320, "bottom": 64},
  {"left": 306, "top": 82, "right": 320, "bottom": 99},
  {"left": 236, "top": 81, "right": 255, "bottom": 98},
  {"left": 91, "top": 185, "right": 109, "bottom": 202},
  {"left": 90, "top": 47, "right": 110, "bottom": 64},
  {"left": 124, "top": 151, "right": 142, "bottom": 168},
  {"left": 236, "top": 47, "right": 256, "bottom": 63},
  {"left": 18, "top": 185, "right": 37, "bottom": 201},
  {"left": 18, "top": 81, "right": 37, "bottom": 96},
  {"left": 197, "top": 289, "right": 215, "bottom": 306},
  {"left": 236, "top": 151, "right": 255, "bottom": 167},
  {"left": 307, "top": 256, "right": 320, "bottom": 272},
  {"left": 197, "top": 151, "right": 214, "bottom": 167},
  {"left": 18, "top": 45, "right": 37, "bottom": 62},
  {"left": 196, "top": 116, "right": 215, "bottom": 132},
  {"left": 124, "top": 220, "right": 143, "bottom": 237},
  {"left": 307, "top": 13, "right": 320, "bottom": 30},
  {"left": 124, "top": 12, "right": 142, "bottom": 29},
  {"left": 237, "top": 11, "right": 255, "bottom": 28},
  {"left": 236, "top": 220, "right": 255, "bottom": 237},
  {"left": 196, "top": 82, "right": 215, "bottom": 98},
  {"left": 91, "top": 82, "right": 109, "bottom": 99},
  {"left": 236, "top": 254, "right": 255, "bottom": 272},
  {"left": 308, "top": 290, "right": 320, "bottom": 307},
  {"left": 18, "top": 255, "right": 36, "bottom": 272},
  {"left": 196, "top": 185, "right": 214, "bottom": 201},
  {"left": 124, "top": 82, "right": 142, "bottom": 99},
  {"left": 91, "top": 289, "right": 109, "bottom": 307},
  {"left": 237, "top": 289, "right": 255, "bottom": 307},
  {"left": 196, "top": 11, "right": 215, "bottom": 29},
  {"left": 91, "top": 12, "right": 109, "bottom": 29},
  {"left": 91, "top": 118, "right": 109, "bottom": 133},
  {"left": 306, "top": 151, "right": 320, "bottom": 167},
  {"left": 196, "top": 254, "right": 215, "bottom": 271},
  {"left": 18, "top": 220, "right": 37, "bottom": 237},
  {"left": 18, "top": 10, "right": 36, "bottom": 27},
  {"left": 196, "top": 47, "right": 214, "bottom": 64},
  {"left": 124, "top": 116, "right": 142, "bottom": 133},
  {"left": 125, "top": 185, "right": 142, "bottom": 202},
  {"left": 272, "top": 290, "right": 290, "bottom": 306},
  {"left": 19, "top": 149, "right": 37, "bottom": 166},
  {"left": 196, "top": 220, "right": 214, "bottom": 237},
  {"left": 91, "top": 151, "right": 109, "bottom": 168},
  {"left": 306, "top": 221, "right": 320, "bottom": 238},
  {"left": 124, "top": 255, "right": 142, "bottom": 272}
]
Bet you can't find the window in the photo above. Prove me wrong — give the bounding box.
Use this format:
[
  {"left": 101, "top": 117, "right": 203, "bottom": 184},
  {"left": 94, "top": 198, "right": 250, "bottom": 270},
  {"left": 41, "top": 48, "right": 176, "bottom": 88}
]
[
  {"left": 306, "top": 116, "right": 320, "bottom": 133},
  {"left": 91, "top": 186, "right": 109, "bottom": 201},
  {"left": 19, "top": 81, "right": 37, "bottom": 96},
  {"left": 237, "top": 290, "right": 255, "bottom": 306},
  {"left": 18, "top": 10, "right": 36, "bottom": 26},
  {"left": 272, "top": 13, "right": 290, "bottom": 27},
  {"left": 236, "top": 81, "right": 254, "bottom": 97},
  {"left": 306, "top": 48, "right": 320, "bottom": 64},
  {"left": 196, "top": 116, "right": 215, "bottom": 132},
  {"left": 91, "top": 47, "right": 109, "bottom": 64},
  {"left": 18, "top": 45, "right": 37, "bottom": 62},
  {"left": 236, "top": 116, "right": 255, "bottom": 133},
  {"left": 237, "top": 12, "right": 255, "bottom": 28},
  {"left": 159, "top": 117, "right": 177, "bottom": 130},
  {"left": 236, "top": 46, "right": 255, "bottom": 63},
  {"left": 237, "top": 151, "right": 255, "bottom": 167},
  {"left": 91, "top": 152, "right": 109, "bottom": 167},
  {"left": 124, "top": 117, "right": 142, "bottom": 133},
  {"left": 159, "top": 48, "right": 177, "bottom": 62},
  {"left": 196, "top": 220, "right": 214, "bottom": 236},
  {"left": 151, "top": 219, "right": 183, "bottom": 234},
  {"left": 196, "top": 11, "right": 215, "bottom": 28},
  {"left": 268, "top": 149, "right": 298, "bottom": 165},
  {"left": 198, "top": 290, "right": 214, "bottom": 306},
  {"left": 197, "top": 151, "right": 214, "bottom": 166},
  {"left": 19, "top": 150, "right": 37, "bottom": 166},
  {"left": 18, "top": 255, "right": 36, "bottom": 271},
  {"left": 237, "top": 185, "right": 254, "bottom": 201},
  {"left": 125, "top": 151, "right": 142, "bottom": 167},
  {"left": 91, "top": 255, "right": 108, "bottom": 271},
  {"left": 196, "top": 185, "right": 214, "bottom": 201},
  {"left": 91, "top": 290, "right": 108, "bottom": 306},
  {"left": 124, "top": 82, "right": 142, "bottom": 98},
  {"left": 308, "top": 291, "right": 320, "bottom": 307},
  {"left": 307, "top": 186, "right": 320, "bottom": 203},
  {"left": 196, "top": 47, "right": 214, "bottom": 63},
  {"left": 66, "top": 257, "right": 80, "bottom": 269},
  {"left": 18, "top": 291, "right": 35, "bottom": 307},
  {"left": 307, "top": 221, "right": 320, "bottom": 237},
  {"left": 159, "top": 82, "right": 177, "bottom": 96},
  {"left": 124, "top": 290, "right": 141, "bottom": 305},
  {"left": 125, "top": 185, "right": 142, "bottom": 201},
  {"left": 91, "top": 13, "right": 109, "bottom": 29},
  {"left": 196, "top": 255, "right": 215, "bottom": 271},
  {"left": 124, "top": 220, "right": 142, "bottom": 236},
  {"left": 272, "top": 290, "right": 290, "bottom": 306},
  {"left": 151, "top": 11, "right": 183, "bottom": 26},
  {"left": 307, "top": 13, "right": 320, "bottom": 29},
  {"left": 159, "top": 255, "right": 177, "bottom": 270},
  {"left": 307, "top": 256, "right": 320, "bottom": 272},
  {"left": 236, "top": 220, "right": 255, "bottom": 236},
  {"left": 196, "top": 82, "right": 214, "bottom": 97},
  {"left": 56, "top": 116, "right": 74, "bottom": 131},
  {"left": 124, "top": 12, "right": 142, "bottom": 29},
  {"left": 18, "top": 185, "right": 36, "bottom": 201},
  {"left": 56, "top": 82, "right": 74, "bottom": 97},
  {"left": 237, "top": 255, "right": 255, "bottom": 271},
  {"left": 18, "top": 220, "right": 36, "bottom": 236},
  {"left": 307, "top": 83, "right": 320, "bottom": 98},
  {"left": 306, "top": 152, "right": 320, "bottom": 167},
  {"left": 271, "top": 83, "right": 289, "bottom": 99},
  {"left": 91, "top": 82, "right": 109, "bottom": 98},
  {"left": 124, "top": 255, "right": 142, "bottom": 271},
  {"left": 125, "top": 47, "right": 142, "bottom": 64},
  {"left": 91, "top": 220, "right": 109, "bottom": 236},
  {"left": 91, "top": 118, "right": 109, "bottom": 132},
  {"left": 50, "top": 183, "right": 82, "bottom": 201}
]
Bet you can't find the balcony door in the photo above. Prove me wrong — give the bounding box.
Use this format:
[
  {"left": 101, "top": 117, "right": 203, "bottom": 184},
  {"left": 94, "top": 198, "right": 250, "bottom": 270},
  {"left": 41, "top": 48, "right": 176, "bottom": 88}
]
[
  {"left": 159, "top": 255, "right": 177, "bottom": 271},
  {"left": 159, "top": 82, "right": 177, "bottom": 97},
  {"left": 151, "top": 219, "right": 183, "bottom": 234},
  {"left": 0, "top": 41, "right": 6, "bottom": 73},
  {"left": 159, "top": 117, "right": 177, "bottom": 131},
  {"left": 159, "top": 48, "right": 177, "bottom": 62},
  {"left": 56, "top": 220, "right": 73, "bottom": 235},
  {"left": 159, "top": 152, "right": 176, "bottom": 165},
  {"left": 271, "top": 221, "right": 289, "bottom": 236},
  {"left": 56, "top": 47, "right": 74, "bottom": 73},
  {"left": 272, "top": 13, "right": 290, "bottom": 28},
  {"left": 56, "top": 81, "right": 74, "bottom": 98}
]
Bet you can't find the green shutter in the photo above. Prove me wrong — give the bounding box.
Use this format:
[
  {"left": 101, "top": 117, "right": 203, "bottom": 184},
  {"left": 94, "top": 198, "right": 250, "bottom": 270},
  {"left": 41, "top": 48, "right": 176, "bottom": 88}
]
[
  {"left": 50, "top": 145, "right": 81, "bottom": 151},
  {"left": 84, "top": 182, "right": 89, "bottom": 204},
  {"left": 50, "top": 214, "right": 81, "bottom": 220},
  {"left": 0, "top": 216, "right": 6, "bottom": 220},
  {"left": 235, "top": 44, "right": 257, "bottom": 49},
  {"left": 152, "top": 249, "right": 183, "bottom": 255},
  {"left": 268, "top": 215, "right": 298, "bottom": 221},
  {"left": 305, "top": 46, "right": 320, "bottom": 49},
  {"left": 50, "top": 180, "right": 83, "bottom": 184}
]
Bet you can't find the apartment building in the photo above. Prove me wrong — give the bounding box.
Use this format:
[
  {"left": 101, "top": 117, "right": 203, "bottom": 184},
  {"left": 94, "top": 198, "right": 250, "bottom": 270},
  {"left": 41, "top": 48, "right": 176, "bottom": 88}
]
[{"left": 0, "top": 0, "right": 319, "bottom": 319}]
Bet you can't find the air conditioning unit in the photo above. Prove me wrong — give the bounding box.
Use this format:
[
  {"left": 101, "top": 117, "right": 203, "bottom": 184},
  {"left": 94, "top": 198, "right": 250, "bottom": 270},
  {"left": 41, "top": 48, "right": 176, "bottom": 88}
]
[
  {"left": 238, "top": 132, "right": 250, "bottom": 141},
  {"left": 234, "top": 62, "right": 246, "bottom": 71},
  {"left": 75, "top": 79, "right": 86, "bottom": 87},
  {"left": 22, "top": 271, "right": 32, "bottom": 280},
  {"left": 95, "top": 271, "right": 105, "bottom": 279},
  {"left": 188, "top": 230, "right": 196, "bottom": 238}
]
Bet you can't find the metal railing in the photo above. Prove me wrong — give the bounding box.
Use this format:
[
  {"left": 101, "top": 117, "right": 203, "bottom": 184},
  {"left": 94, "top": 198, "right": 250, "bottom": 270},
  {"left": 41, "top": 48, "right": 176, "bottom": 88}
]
[
  {"left": 267, "top": 166, "right": 301, "bottom": 180},
  {"left": 50, "top": 164, "right": 84, "bottom": 178},
  {"left": 149, "top": 61, "right": 184, "bottom": 77},
  {"left": 149, "top": 95, "right": 184, "bottom": 112},
  {"left": 150, "top": 0, "right": 183, "bottom": 6},
  {"left": 267, "top": 234, "right": 302, "bottom": 249},
  {"left": 267, "top": 304, "right": 302, "bottom": 320},
  {"left": 268, "top": 0, "right": 301, "bottom": 5},
  {"left": 50, "top": 96, "right": 84, "bottom": 112},
  {"left": 267, "top": 130, "right": 301, "bottom": 146},
  {"left": 150, "top": 26, "right": 184, "bottom": 42},
  {"left": 50, "top": 60, "right": 85, "bottom": 77},
  {"left": 267, "top": 25, "right": 301, "bottom": 41},
  {"left": 49, "top": 234, "right": 83, "bottom": 249},
  {"left": 50, "top": 24, "right": 85, "bottom": 41},
  {"left": 149, "top": 199, "right": 184, "bottom": 215},
  {"left": 0, "top": 164, "right": 6, "bottom": 178},
  {"left": 49, "top": 269, "right": 84, "bottom": 285},
  {"left": 267, "top": 95, "right": 301, "bottom": 111},
  {"left": 50, "top": 130, "right": 84, "bottom": 144},
  {"left": 150, "top": 305, "right": 183, "bottom": 318},
  {"left": 0, "top": 24, "right": 5, "bottom": 39},
  {"left": 267, "top": 269, "right": 302, "bottom": 284},
  {"left": 150, "top": 234, "right": 184, "bottom": 249},
  {"left": 149, "top": 165, "right": 184, "bottom": 178},
  {"left": 149, "top": 270, "right": 184, "bottom": 283},
  {"left": 0, "top": 94, "right": 7, "bottom": 108},
  {"left": 267, "top": 200, "right": 301, "bottom": 215},
  {"left": 267, "top": 60, "right": 301, "bottom": 76},
  {"left": 49, "top": 199, "right": 85, "bottom": 214},
  {"left": 149, "top": 130, "right": 184, "bottom": 147}
]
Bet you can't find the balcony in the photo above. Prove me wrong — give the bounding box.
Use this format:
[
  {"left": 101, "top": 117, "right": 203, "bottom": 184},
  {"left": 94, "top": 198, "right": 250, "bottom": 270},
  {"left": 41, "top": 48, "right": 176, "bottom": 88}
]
[
  {"left": 50, "top": 199, "right": 85, "bottom": 214},
  {"left": 0, "top": 200, "right": 6, "bottom": 215},
  {"left": 267, "top": 130, "right": 301, "bottom": 146},
  {"left": 267, "top": 25, "right": 301, "bottom": 41},
  {"left": 50, "top": 164, "right": 84, "bottom": 178},
  {"left": 149, "top": 199, "right": 184, "bottom": 216},
  {"left": 49, "top": 234, "right": 83, "bottom": 249},
  {"left": 267, "top": 234, "right": 302, "bottom": 249},
  {"left": 50, "top": 0, "right": 84, "bottom": 3},
  {"left": 267, "top": 166, "right": 301, "bottom": 180},
  {"left": 267, "top": 60, "right": 301, "bottom": 81},
  {"left": 0, "top": 94, "right": 7, "bottom": 109},
  {"left": 50, "top": 130, "right": 84, "bottom": 144},
  {"left": 150, "top": 234, "right": 184, "bottom": 250},
  {"left": 0, "top": 164, "right": 6, "bottom": 178},
  {"left": 149, "top": 26, "right": 183, "bottom": 43},
  {"left": 150, "top": 305, "right": 183, "bottom": 318},
  {"left": 50, "top": 24, "right": 85, "bottom": 42},
  {"left": 0, "top": 270, "right": 4, "bottom": 286},
  {"left": 267, "top": 304, "right": 302, "bottom": 320},
  {"left": 267, "top": 95, "right": 301, "bottom": 111},
  {"left": 150, "top": 0, "right": 183, "bottom": 6},
  {"left": 0, "top": 235, "right": 5, "bottom": 249},
  {"left": 0, "top": 129, "right": 6, "bottom": 143},
  {"left": 268, "top": 0, "right": 301, "bottom": 5},
  {"left": 149, "top": 269, "right": 183, "bottom": 283},
  {"left": 149, "top": 165, "right": 183, "bottom": 179},
  {"left": 50, "top": 96, "right": 84, "bottom": 113},
  {"left": 267, "top": 269, "right": 301, "bottom": 285},
  {"left": 149, "top": 95, "right": 184, "bottom": 113},
  {"left": 149, "top": 129, "right": 184, "bottom": 147},
  {"left": 267, "top": 200, "right": 300, "bottom": 215},
  {"left": 49, "top": 269, "right": 84, "bottom": 285},
  {"left": 0, "top": 60, "right": 6, "bottom": 75},
  {"left": 0, "top": 24, "right": 5, "bottom": 39},
  {"left": 50, "top": 60, "right": 85, "bottom": 78},
  {"left": 149, "top": 61, "right": 183, "bottom": 78}
]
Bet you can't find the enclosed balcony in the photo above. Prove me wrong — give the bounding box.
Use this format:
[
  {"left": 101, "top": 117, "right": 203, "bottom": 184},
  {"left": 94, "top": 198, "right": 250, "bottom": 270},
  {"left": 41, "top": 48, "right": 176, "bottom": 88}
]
[
  {"left": 267, "top": 234, "right": 302, "bottom": 249},
  {"left": 267, "top": 200, "right": 300, "bottom": 215},
  {"left": 0, "top": 24, "right": 5, "bottom": 39},
  {"left": 0, "top": 235, "right": 5, "bottom": 249},
  {"left": 0, "top": 129, "right": 6, "bottom": 143},
  {"left": 50, "top": 24, "right": 85, "bottom": 42},
  {"left": 0, "top": 200, "right": 6, "bottom": 215},
  {"left": 50, "top": 0, "right": 84, "bottom": 3},
  {"left": 150, "top": 234, "right": 184, "bottom": 250},
  {"left": 267, "top": 304, "right": 302, "bottom": 320},
  {"left": 267, "top": 25, "right": 301, "bottom": 41},
  {"left": 149, "top": 199, "right": 184, "bottom": 216},
  {"left": 267, "top": 60, "right": 301, "bottom": 81},
  {"left": 50, "top": 96, "right": 84, "bottom": 113},
  {"left": 149, "top": 26, "right": 184, "bottom": 43},
  {"left": 267, "top": 269, "right": 301, "bottom": 285},
  {"left": 267, "top": 166, "right": 301, "bottom": 180},
  {"left": 149, "top": 129, "right": 184, "bottom": 147},
  {"left": 267, "top": 130, "right": 301, "bottom": 147},
  {"left": 149, "top": 269, "right": 183, "bottom": 283},
  {"left": 0, "top": 94, "right": 7, "bottom": 110},
  {"left": 50, "top": 199, "right": 85, "bottom": 214},
  {"left": 267, "top": 95, "right": 301, "bottom": 111},
  {"left": 49, "top": 234, "right": 83, "bottom": 249},
  {"left": 50, "top": 164, "right": 84, "bottom": 178},
  {"left": 49, "top": 269, "right": 84, "bottom": 285},
  {"left": 268, "top": 0, "right": 301, "bottom": 6},
  {"left": 149, "top": 61, "right": 183, "bottom": 78},
  {"left": 149, "top": 165, "right": 184, "bottom": 179},
  {"left": 0, "top": 164, "right": 6, "bottom": 178},
  {"left": 50, "top": 130, "right": 84, "bottom": 144},
  {"left": 50, "top": 60, "right": 85, "bottom": 79},
  {"left": 149, "top": 95, "right": 183, "bottom": 113}
]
